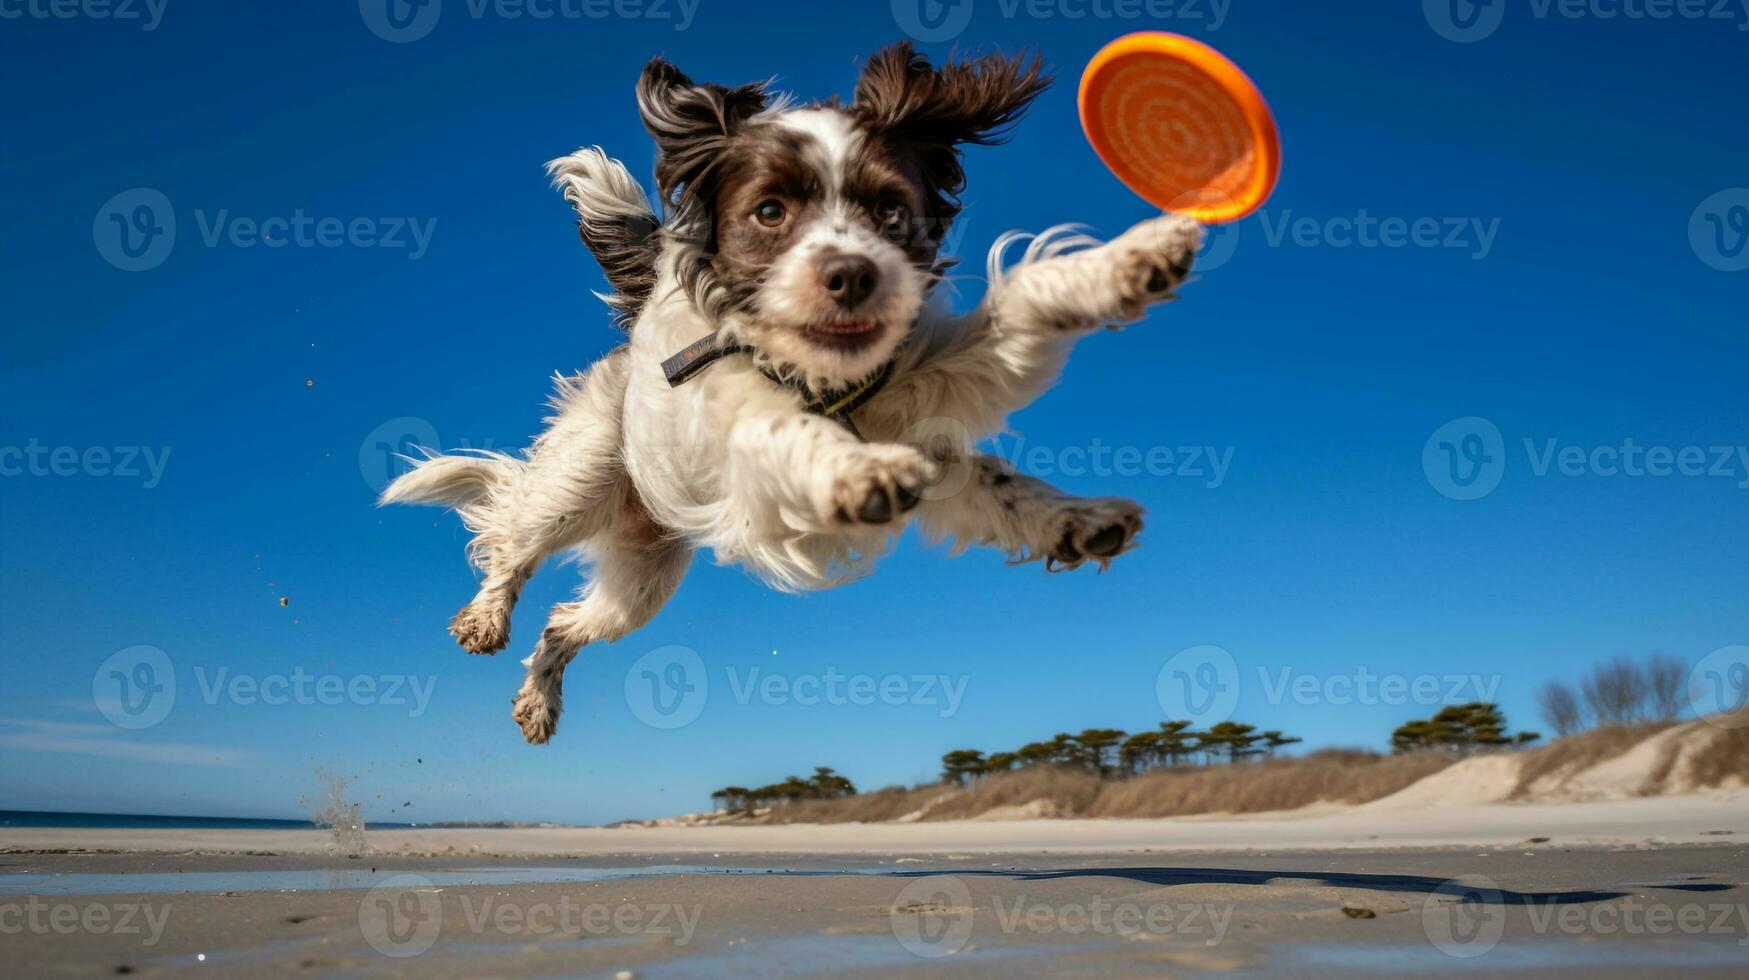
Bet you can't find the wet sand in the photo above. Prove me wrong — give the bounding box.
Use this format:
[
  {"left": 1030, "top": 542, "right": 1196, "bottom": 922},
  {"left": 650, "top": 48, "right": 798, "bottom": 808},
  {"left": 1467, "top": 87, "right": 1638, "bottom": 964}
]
[{"left": 3, "top": 846, "right": 1747, "bottom": 978}]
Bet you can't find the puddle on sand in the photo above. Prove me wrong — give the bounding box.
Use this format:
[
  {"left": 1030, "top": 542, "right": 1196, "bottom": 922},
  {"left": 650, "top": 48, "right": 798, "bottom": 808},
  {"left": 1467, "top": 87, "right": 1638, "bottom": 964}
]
[
  {"left": 0, "top": 866, "right": 868, "bottom": 896},
  {"left": 1284, "top": 940, "right": 1749, "bottom": 972},
  {"left": 631, "top": 934, "right": 1096, "bottom": 980}
]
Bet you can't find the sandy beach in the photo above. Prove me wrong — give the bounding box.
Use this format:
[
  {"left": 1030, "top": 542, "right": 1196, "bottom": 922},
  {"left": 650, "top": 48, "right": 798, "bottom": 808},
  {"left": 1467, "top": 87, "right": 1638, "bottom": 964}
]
[
  {"left": 5, "top": 793, "right": 1748, "bottom": 977},
  {"left": 4, "top": 792, "right": 1747, "bottom": 859}
]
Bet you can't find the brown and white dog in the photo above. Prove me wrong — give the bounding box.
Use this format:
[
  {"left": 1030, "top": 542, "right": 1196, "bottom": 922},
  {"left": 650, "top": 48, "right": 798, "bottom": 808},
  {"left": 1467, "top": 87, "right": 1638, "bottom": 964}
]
[{"left": 384, "top": 44, "right": 1202, "bottom": 744}]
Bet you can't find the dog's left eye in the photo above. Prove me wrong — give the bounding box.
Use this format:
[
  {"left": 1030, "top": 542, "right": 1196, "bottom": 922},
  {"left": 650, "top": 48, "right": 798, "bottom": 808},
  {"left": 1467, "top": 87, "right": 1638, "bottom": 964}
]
[{"left": 753, "top": 199, "right": 787, "bottom": 227}]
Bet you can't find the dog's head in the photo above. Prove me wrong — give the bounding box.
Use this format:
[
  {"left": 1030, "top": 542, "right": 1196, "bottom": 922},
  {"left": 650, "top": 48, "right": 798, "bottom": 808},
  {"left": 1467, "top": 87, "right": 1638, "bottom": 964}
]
[{"left": 639, "top": 44, "right": 1050, "bottom": 388}]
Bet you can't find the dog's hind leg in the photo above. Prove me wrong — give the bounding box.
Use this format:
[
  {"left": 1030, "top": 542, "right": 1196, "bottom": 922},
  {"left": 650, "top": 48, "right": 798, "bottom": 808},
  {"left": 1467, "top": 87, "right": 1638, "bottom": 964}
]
[
  {"left": 914, "top": 453, "right": 1143, "bottom": 572},
  {"left": 450, "top": 348, "right": 633, "bottom": 654},
  {"left": 511, "top": 502, "right": 692, "bottom": 744}
]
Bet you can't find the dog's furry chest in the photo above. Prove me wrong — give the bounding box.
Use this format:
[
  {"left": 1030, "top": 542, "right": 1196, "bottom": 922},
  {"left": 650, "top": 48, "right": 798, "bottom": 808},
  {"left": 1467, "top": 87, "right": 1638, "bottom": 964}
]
[{"left": 616, "top": 329, "right": 912, "bottom": 591}]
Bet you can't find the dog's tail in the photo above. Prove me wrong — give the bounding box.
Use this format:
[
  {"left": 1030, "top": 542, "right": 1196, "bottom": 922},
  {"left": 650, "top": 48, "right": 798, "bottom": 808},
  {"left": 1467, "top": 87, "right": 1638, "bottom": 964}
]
[
  {"left": 379, "top": 450, "right": 518, "bottom": 511},
  {"left": 547, "top": 147, "right": 661, "bottom": 329}
]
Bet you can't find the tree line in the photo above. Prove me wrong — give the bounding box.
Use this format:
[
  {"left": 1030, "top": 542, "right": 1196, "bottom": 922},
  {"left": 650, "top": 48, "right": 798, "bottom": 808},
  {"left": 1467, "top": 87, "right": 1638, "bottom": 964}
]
[
  {"left": 710, "top": 767, "right": 855, "bottom": 813},
  {"left": 1389, "top": 702, "right": 1540, "bottom": 752},
  {"left": 706, "top": 698, "right": 1559, "bottom": 814},
  {"left": 940, "top": 721, "right": 1304, "bottom": 786},
  {"left": 1535, "top": 652, "right": 1690, "bottom": 737}
]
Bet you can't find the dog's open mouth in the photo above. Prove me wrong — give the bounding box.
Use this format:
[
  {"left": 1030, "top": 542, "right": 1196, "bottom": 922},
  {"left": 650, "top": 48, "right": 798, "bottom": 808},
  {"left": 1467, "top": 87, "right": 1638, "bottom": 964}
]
[{"left": 801, "top": 319, "right": 883, "bottom": 352}]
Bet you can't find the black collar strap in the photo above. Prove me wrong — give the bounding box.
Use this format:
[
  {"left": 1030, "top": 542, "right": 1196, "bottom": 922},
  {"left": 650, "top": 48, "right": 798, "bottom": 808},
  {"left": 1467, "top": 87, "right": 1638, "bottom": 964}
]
[{"left": 662, "top": 330, "right": 895, "bottom": 438}]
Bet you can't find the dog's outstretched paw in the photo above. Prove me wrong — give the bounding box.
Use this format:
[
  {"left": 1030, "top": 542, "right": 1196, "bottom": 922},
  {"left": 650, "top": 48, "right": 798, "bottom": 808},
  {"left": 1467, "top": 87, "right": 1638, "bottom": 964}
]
[
  {"left": 511, "top": 678, "right": 561, "bottom": 745},
  {"left": 822, "top": 444, "right": 936, "bottom": 527},
  {"left": 450, "top": 597, "right": 510, "bottom": 655},
  {"left": 1111, "top": 214, "right": 1202, "bottom": 320},
  {"left": 1045, "top": 498, "right": 1145, "bottom": 572}
]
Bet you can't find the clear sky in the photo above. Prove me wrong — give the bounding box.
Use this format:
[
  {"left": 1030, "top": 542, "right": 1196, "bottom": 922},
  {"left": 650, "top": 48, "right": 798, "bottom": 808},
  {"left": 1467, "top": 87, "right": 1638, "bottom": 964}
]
[{"left": 2, "top": 0, "right": 1745, "bottom": 825}]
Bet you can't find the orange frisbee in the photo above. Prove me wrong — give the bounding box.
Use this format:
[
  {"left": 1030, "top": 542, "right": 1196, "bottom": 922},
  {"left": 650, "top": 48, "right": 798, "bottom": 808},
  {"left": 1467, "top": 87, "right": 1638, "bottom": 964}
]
[{"left": 1079, "top": 32, "right": 1280, "bottom": 223}]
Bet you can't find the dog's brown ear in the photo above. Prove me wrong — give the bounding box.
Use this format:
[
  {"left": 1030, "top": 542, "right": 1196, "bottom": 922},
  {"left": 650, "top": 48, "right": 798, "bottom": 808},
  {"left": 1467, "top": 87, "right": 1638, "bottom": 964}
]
[
  {"left": 854, "top": 44, "right": 1049, "bottom": 244},
  {"left": 637, "top": 58, "right": 769, "bottom": 210},
  {"left": 853, "top": 43, "right": 1050, "bottom": 148}
]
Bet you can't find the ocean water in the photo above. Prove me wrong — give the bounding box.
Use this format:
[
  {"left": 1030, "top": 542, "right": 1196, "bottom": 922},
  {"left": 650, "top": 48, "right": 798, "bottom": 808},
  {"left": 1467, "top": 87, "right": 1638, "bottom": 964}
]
[{"left": 0, "top": 810, "right": 414, "bottom": 830}]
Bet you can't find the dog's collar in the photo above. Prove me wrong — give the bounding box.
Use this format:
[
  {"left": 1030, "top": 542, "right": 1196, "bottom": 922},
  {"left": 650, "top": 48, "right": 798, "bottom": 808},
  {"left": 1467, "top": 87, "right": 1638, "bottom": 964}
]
[{"left": 661, "top": 330, "right": 896, "bottom": 437}]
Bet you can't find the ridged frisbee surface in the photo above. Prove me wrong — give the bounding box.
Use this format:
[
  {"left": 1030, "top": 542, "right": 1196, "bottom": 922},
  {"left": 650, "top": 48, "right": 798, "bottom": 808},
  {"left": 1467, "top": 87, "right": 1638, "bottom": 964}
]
[{"left": 1079, "top": 32, "right": 1280, "bottom": 223}]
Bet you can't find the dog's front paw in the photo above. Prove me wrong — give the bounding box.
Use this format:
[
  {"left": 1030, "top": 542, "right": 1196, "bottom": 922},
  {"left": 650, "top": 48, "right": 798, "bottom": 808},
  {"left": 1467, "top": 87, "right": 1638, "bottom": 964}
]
[
  {"left": 450, "top": 595, "right": 510, "bottom": 655},
  {"left": 1111, "top": 214, "right": 1202, "bottom": 320},
  {"left": 1045, "top": 498, "right": 1145, "bottom": 571},
  {"left": 819, "top": 444, "right": 937, "bottom": 526},
  {"left": 511, "top": 676, "right": 561, "bottom": 745}
]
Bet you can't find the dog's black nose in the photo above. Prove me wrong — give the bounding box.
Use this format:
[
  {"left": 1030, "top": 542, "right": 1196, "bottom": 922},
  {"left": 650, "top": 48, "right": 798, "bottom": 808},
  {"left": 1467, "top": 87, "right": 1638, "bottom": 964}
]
[{"left": 818, "top": 254, "right": 878, "bottom": 311}]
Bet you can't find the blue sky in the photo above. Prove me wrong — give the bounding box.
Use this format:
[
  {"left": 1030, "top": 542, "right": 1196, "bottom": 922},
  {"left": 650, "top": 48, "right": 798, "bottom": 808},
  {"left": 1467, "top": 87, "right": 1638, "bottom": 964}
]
[{"left": 1, "top": 1, "right": 1745, "bottom": 824}]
